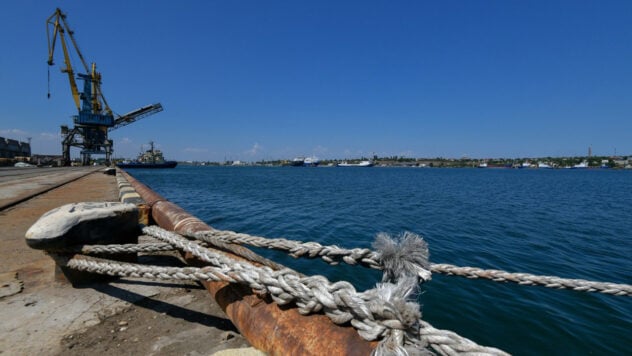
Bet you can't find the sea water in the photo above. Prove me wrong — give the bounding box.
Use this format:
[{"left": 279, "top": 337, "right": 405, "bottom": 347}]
[{"left": 129, "top": 166, "right": 631, "bottom": 355}]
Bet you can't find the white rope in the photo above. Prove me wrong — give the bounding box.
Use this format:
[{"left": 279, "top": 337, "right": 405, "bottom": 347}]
[
  {"left": 143, "top": 226, "right": 418, "bottom": 334},
  {"left": 44, "top": 215, "right": 510, "bottom": 354},
  {"left": 189, "top": 230, "right": 435, "bottom": 281},
  {"left": 51, "top": 242, "right": 175, "bottom": 254},
  {"left": 147, "top": 227, "right": 508, "bottom": 355},
  {"left": 418, "top": 320, "right": 509, "bottom": 356},
  {"left": 430, "top": 264, "right": 632, "bottom": 297},
  {"left": 189, "top": 229, "right": 382, "bottom": 268},
  {"left": 188, "top": 229, "right": 632, "bottom": 297},
  {"left": 52, "top": 251, "right": 407, "bottom": 339},
  {"left": 51, "top": 252, "right": 507, "bottom": 356}
]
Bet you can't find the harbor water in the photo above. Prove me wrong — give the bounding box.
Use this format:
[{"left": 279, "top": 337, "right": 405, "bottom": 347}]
[{"left": 129, "top": 166, "right": 631, "bottom": 355}]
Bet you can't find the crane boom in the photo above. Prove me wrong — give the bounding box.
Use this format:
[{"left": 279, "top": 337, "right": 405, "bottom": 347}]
[
  {"left": 46, "top": 8, "right": 112, "bottom": 116},
  {"left": 46, "top": 9, "right": 81, "bottom": 109},
  {"left": 110, "top": 103, "right": 164, "bottom": 131}
]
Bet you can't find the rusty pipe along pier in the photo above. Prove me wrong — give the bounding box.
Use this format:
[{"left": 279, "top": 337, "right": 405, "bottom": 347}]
[{"left": 118, "top": 169, "right": 377, "bottom": 355}]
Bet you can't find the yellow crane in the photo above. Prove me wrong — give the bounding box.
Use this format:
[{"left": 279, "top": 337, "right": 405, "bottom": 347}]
[{"left": 46, "top": 8, "right": 112, "bottom": 119}]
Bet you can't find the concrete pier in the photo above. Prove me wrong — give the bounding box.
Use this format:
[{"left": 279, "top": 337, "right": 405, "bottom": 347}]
[{"left": 0, "top": 167, "right": 254, "bottom": 355}]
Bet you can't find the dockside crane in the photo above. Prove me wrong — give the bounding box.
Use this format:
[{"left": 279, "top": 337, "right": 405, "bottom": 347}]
[{"left": 47, "top": 8, "right": 163, "bottom": 166}]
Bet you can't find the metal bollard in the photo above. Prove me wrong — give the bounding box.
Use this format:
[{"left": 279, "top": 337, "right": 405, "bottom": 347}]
[{"left": 25, "top": 202, "right": 140, "bottom": 285}]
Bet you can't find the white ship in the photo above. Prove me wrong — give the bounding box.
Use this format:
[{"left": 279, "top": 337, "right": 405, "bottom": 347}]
[{"left": 336, "top": 160, "right": 374, "bottom": 167}]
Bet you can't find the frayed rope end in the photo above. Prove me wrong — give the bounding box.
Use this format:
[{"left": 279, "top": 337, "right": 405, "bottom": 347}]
[{"left": 373, "top": 232, "right": 431, "bottom": 283}]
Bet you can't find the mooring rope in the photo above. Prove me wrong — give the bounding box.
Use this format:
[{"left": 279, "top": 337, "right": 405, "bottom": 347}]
[
  {"left": 417, "top": 320, "right": 509, "bottom": 356},
  {"left": 189, "top": 230, "right": 435, "bottom": 281},
  {"left": 49, "top": 226, "right": 509, "bottom": 356},
  {"left": 53, "top": 255, "right": 505, "bottom": 355},
  {"left": 51, "top": 242, "right": 176, "bottom": 255},
  {"left": 187, "top": 229, "right": 632, "bottom": 297},
  {"left": 430, "top": 264, "right": 632, "bottom": 297},
  {"left": 44, "top": 219, "right": 631, "bottom": 355},
  {"left": 187, "top": 229, "right": 383, "bottom": 268},
  {"left": 144, "top": 226, "right": 427, "bottom": 333}
]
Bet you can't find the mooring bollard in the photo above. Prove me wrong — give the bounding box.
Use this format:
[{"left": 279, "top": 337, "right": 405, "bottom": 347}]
[{"left": 25, "top": 202, "right": 140, "bottom": 285}]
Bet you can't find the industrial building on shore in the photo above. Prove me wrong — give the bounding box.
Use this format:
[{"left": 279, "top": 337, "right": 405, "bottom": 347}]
[{"left": 0, "top": 137, "right": 31, "bottom": 166}]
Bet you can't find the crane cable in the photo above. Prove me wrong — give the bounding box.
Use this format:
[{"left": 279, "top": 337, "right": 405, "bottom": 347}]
[{"left": 47, "top": 66, "right": 51, "bottom": 99}]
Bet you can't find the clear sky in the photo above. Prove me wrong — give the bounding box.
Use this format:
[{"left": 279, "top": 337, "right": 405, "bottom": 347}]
[{"left": 1, "top": 1, "right": 631, "bottom": 161}]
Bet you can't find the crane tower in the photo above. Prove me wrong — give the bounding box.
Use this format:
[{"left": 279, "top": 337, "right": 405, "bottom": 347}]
[{"left": 47, "top": 8, "right": 163, "bottom": 166}]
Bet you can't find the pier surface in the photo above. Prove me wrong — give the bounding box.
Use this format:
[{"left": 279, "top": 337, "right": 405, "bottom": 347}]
[{"left": 0, "top": 167, "right": 254, "bottom": 355}]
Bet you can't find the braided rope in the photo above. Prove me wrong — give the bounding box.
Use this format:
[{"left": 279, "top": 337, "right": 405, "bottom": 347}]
[
  {"left": 51, "top": 242, "right": 175, "bottom": 255},
  {"left": 144, "top": 226, "right": 507, "bottom": 355},
  {"left": 418, "top": 321, "right": 509, "bottom": 356},
  {"left": 143, "top": 226, "right": 414, "bottom": 336},
  {"left": 430, "top": 264, "right": 632, "bottom": 297},
  {"left": 54, "top": 247, "right": 406, "bottom": 340},
  {"left": 188, "top": 229, "right": 436, "bottom": 280},
  {"left": 52, "top": 253, "right": 507, "bottom": 355},
  {"left": 190, "top": 231, "right": 286, "bottom": 271},
  {"left": 188, "top": 230, "right": 632, "bottom": 297},
  {"left": 189, "top": 229, "right": 380, "bottom": 267}
]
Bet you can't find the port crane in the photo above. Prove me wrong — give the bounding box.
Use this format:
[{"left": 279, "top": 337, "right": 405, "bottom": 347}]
[{"left": 47, "top": 8, "right": 163, "bottom": 166}]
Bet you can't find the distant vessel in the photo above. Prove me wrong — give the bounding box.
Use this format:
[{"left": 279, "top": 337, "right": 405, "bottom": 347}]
[
  {"left": 116, "top": 141, "right": 177, "bottom": 169},
  {"left": 337, "top": 160, "right": 374, "bottom": 167},
  {"left": 303, "top": 156, "right": 320, "bottom": 167},
  {"left": 289, "top": 157, "right": 305, "bottom": 166},
  {"left": 571, "top": 161, "right": 589, "bottom": 169},
  {"left": 538, "top": 162, "right": 553, "bottom": 169},
  {"left": 478, "top": 162, "right": 488, "bottom": 168},
  {"left": 287, "top": 156, "right": 320, "bottom": 167}
]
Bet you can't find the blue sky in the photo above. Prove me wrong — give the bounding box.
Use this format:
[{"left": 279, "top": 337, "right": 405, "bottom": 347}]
[{"left": 1, "top": 1, "right": 631, "bottom": 161}]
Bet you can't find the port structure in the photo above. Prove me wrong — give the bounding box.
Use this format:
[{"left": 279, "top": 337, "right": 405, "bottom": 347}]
[{"left": 47, "top": 8, "right": 163, "bottom": 166}]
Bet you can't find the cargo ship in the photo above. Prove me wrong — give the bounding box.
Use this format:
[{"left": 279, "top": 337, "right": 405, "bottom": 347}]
[{"left": 116, "top": 141, "right": 177, "bottom": 169}]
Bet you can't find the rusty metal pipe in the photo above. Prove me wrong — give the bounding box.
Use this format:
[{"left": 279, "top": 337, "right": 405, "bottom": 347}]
[{"left": 118, "top": 169, "right": 376, "bottom": 355}]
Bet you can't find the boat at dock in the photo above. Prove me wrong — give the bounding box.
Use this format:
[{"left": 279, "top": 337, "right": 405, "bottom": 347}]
[
  {"left": 287, "top": 156, "right": 320, "bottom": 167},
  {"left": 289, "top": 157, "right": 305, "bottom": 166},
  {"left": 116, "top": 141, "right": 177, "bottom": 169},
  {"left": 303, "top": 156, "right": 320, "bottom": 167},
  {"left": 571, "top": 161, "right": 589, "bottom": 169},
  {"left": 337, "top": 160, "right": 374, "bottom": 167}
]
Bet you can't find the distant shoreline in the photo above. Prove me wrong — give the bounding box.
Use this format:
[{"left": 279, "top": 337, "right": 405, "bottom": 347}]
[{"left": 177, "top": 155, "right": 631, "bottom": 169}]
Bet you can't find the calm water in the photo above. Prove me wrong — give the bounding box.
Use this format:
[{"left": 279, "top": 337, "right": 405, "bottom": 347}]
[{"left": 129, "top": 166, "right": 631, "bottom": 355}]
